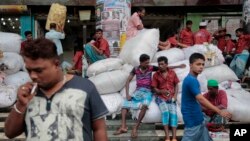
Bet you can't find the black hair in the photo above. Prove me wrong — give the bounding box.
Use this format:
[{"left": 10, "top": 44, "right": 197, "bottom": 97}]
[
  {"left": 157, "top": 56, "right": 168, "bottom": 64},
  {"left": 50, "top": 23, "right": 57, "bottom": 29},
  {"left": 225, "top": 34, "right": 232, "bottom": 38},
  {"left": 22, "top": 38, "right": 58, "bottom": 60},
  {"left": 136, "top": 7, "right": 145, "bottom": 13},
  {"left": 236, "top": 28, "right": 244, "bottom": 33},
  {"left": 186, "top": 20, "right": 192, "bottom": 25},
  {"left": 24, "top": 31, "right": 32, "bottom": 37},
  {"left": 96, "top": 28, "right": 103, "bottom": 33},
  {"left": 189, "top": 53, "right": 205, "bottom": 64},
  {"left": 139, "top": 54, "right": 150, "bottom": 62}
]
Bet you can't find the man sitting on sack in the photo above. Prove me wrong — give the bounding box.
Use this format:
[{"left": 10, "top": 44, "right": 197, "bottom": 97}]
[
  {"left": 84, "top": 29, "right": 110, "bottom": 64},
  {"left": 202, "top": 79, "right": 228, "bottom": 132}
]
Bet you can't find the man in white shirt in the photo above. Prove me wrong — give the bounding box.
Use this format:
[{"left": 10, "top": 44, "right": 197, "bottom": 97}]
[{"left": 45, "top": 23, "right": 65, "bottom": 62}]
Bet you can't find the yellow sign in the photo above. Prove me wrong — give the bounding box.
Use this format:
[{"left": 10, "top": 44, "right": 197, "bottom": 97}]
[{"left": 0, "top": 5, "right": 28, "bottom": 13}]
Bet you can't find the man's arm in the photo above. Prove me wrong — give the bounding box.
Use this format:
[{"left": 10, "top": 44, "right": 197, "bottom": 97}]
[
  {"left": 5, "top": 83, "right": 35, "bottom": 138},
  {"left": 174, "top": 83, "right": 179, "bottom": 101},
  {"left": 125, "top": 74, "right": 135, "bottom": 100},
  {"left": 4, "top": 102, "right": 26, "bottom": 138},
  {"left": 92, "top": 118, "right": 108, "bottom": 141},
  {"left": 196, "top": 94, "right": 231, "bottom": 119}
]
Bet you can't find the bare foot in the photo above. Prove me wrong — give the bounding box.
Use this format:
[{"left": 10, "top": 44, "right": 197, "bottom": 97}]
[{"left": 131, "top": 127, "right": 138, "bottom": 138}]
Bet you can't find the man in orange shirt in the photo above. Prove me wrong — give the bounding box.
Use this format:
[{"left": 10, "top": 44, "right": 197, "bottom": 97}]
[
  {"left": 180, "top": 20, "right": 194, "bottom": 46},
  {"left": 84, "top": 29, "right": 110, "bottom": 64},
  {"left": 213, "top": 28, "right": 227, "bottom": 52},
  {"left": 194, "top": 22, "right": 212, "bottom": 45},
  {"left": 224, "top": 34, "right": 236, "bottom": 66},
  {"left": 21, "top": 31, "right": 33, "bottom": 53},
  {"left": 158, "top": 31, "right": 188, "bottom": 51},
  {"left": 126, "top": 7, "right": 145, "bottom": 40},
  {"left": 230, "top": 28, "right": 250, "bottom": 79}
]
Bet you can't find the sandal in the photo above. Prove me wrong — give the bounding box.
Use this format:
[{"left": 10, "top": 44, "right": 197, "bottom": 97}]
[
  {"left": 172, "top": 139, "right": 177, "bottom": 141},
  {"left": 113, "top": 127, "right": 128, "bottom": 135}
]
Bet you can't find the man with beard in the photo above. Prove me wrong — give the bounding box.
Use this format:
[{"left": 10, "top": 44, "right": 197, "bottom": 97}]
[
  {"left": 203, "top": 79, "right": 228, "bottom": 132},
  {"left": 126, "top": 7, "right": 145, "bottom": 40}
]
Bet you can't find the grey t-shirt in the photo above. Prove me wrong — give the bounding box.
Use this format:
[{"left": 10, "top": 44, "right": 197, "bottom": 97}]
[{"left": 25, "top": 76, "right": 108, "bottom": 141}]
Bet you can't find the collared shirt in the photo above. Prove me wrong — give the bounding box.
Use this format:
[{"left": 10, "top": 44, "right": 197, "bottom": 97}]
[
  {"left": 45, "top": 29, "right": 65, "bottom": 55},
  {"left": 151, "top": 69, "right": 179, "bottom": 101},
  {"left": 180, "top": 28, "right": 194, "bottom": 46},
  {"left": 131, "top": 65, "right": 158, "bottom": 89},
  {"left": 73, "top": 51, "right": 84, "bottom": 71},
  {"left": 93, "top": 37, "right": 110, "bottom": 58},
  {"left": 168, "top": 36, "right": 178, "bottom": 47},
  {"left": 21, "top": 40, "right": 31, "bottom": 52},
  {"left": 203, "top": 90, "right": 228, "bottom": 116},
  {"left": 215, "top": 36, "right": 226, "bottom": 52},
  {"left": 126, "top": 12, "right": 143, "bottom": 40},
  {"left": 194, "top": 29, "right": 212, "bottom": 44},
  {"left": 235, "top": 35, "right": 250, "bottom": 54},
  {"left": 225, "top": 39, "right": 235, "bottom": 53}
]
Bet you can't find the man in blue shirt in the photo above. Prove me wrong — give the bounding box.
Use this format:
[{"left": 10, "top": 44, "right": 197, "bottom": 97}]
[{"left": 181, "top": 53, "right": 231, "bottom": 141}]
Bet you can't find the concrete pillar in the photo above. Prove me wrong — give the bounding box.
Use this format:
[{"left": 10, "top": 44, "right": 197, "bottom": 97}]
[
  {"left": 96, "top": 0, "right": 131, "bottom": 56},
  {"left": 243, "top": 0, "right": 250, "bottom": 33}
]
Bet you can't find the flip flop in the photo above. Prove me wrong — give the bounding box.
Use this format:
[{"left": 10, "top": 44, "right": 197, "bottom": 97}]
[
  {"left": 171, "top": 139, "right": 177, "bottom": 141},
  {"left": 131, "top": 128, "right": 138, "bottom": 138},
  {"left": 113, "top": 127, "right": 128, "bottom": 135}
]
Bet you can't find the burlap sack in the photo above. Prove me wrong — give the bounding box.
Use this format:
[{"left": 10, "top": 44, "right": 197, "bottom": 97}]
[{"left": 45, "top": 3, "right": 67, "bottom": 31}]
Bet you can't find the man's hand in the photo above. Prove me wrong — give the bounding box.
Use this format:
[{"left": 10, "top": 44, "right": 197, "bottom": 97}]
[
  {"left": 178, "top": 64, "right": 186, "bottom": 68},
  {"left": 17, "top": 82, "right": 36, "bottom": 112},
  {"left": 126, "top": 95, "right": 132, "bottom": 101},
  {"left": 219, "top": 110, "right": 232, "bottom": 120}
]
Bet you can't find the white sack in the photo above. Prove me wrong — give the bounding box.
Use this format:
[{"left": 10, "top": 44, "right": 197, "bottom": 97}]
[
  {"left": 170, "top": 60, "right": 207, "bottom": 92},
  {"left": 120, "top": 81, "right": 137, "bottom": 98},
  {"left": 121, "top": 64, "right": 134, "bottom": 74},
  {"left": 152, "top": 48, "right": 185, "bottom": 64},
  {"left": 0, "top": 52, "right": 24, "bottom": 75},
  {"left": 87, "top": 58, "right": 124, "bottom": 77},
  {"left": 119, "top": 29, "right": 159, "bottom": 66},
  {"left": 0, "top": 32, "right": 21, "bottom": 53},
  {"left": 0, "top": 85, "right": 17, "bottom": 108},
  {"left": 136, "top": 97, "right": 161, "bottom": 123},
  {"left": 202, "top": 64, "right": 238, "bottom": 83},
  {"left": 219, "top": 81, "right": 242, "bottom": 90},
  {"left": 170, "top": 60, "right": 189, "bottom": 81},
  {"left": 101, "top": 93, "right": 123, "bottom": 117},
  {"left": 226, "top": 89, "right": 250, "bottom": 122},
  {"left": 183, "top": 44, "right": 224, "bottom": 67},
  {"left": 136, "top": 97, "right": 183, "bottom": 123},
  {"left": 89, "top": 70, "right": 129, "bottom": 95},
  {"left": 4, "top": 71, "right": 31, "bottom": 88}
]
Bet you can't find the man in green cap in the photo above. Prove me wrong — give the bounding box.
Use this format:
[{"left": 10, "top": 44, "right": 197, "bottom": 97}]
[{"left": 203, "top": 79, "right": 228, "bottom": 132}]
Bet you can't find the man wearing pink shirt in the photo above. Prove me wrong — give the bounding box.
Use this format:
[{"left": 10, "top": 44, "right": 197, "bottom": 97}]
[
  {"left": 194, "top": 22, "right": 212, "bottom": 45},
  {"left": 126, "top": 7, "right": 145, "bottom": 40}
]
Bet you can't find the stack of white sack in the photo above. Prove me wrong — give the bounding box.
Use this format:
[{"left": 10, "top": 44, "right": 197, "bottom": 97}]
[
  {"left": 224, "top": 88, "right": 250, "bottom": 122},
  {"left": 0, "top": 32, "right": 21, "bottom": 53},
  {"left": 87, "top": 58, "right": 124, "bottom": 77},
  {"left": 100, "top": 93, "right": 123, "bottom": 119},
  {"left": 119, "top": 29, "right": 159, "bottom": 66},
  {"left": 88, "top": 58, "right": 128, "bottom": 117},
  {"left": 183, "top": 44, "right": 225, "bottom": 68},
  {"left": 134, "top": 96, "right": 184, "bottom": 123},
  {"left": 152, "top": 48, "right": 185, "bottom": 64},
  {"left": 0, "top": 32, "right": 31, "bottom": 108}
]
